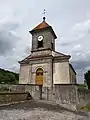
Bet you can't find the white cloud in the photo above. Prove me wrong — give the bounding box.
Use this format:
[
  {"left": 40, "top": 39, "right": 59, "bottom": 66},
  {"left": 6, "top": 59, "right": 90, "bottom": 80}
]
[
  {"left": 56, "top": 19, "right": 90, "bottom": 83},
  {"left": 72, "top": 20, "right": 90, "bottom": 35}
]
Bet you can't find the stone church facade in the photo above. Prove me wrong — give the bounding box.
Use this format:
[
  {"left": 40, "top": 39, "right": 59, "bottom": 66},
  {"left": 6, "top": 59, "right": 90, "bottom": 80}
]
[{"left": 18, "top": 17, "right": 76, "bottom": 87}]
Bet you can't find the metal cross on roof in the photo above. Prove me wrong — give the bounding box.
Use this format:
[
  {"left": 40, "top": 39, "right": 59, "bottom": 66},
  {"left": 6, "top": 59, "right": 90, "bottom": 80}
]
[
  {"left": 42, "top": 9, "right": 46, "bottom": 22},
  {"left": 43, "top": 9, "right": 46, "bottom": 15}
]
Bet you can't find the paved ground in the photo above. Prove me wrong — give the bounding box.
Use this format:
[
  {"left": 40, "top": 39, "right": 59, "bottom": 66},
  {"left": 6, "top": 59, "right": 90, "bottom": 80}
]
[{"left": 0, "top": 100, "right": 90, "bottom": 120}]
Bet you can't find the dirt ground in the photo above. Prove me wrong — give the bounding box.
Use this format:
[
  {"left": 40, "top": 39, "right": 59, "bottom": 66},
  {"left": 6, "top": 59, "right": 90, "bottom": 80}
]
[{"left": 0, "top": 100, "right": 90, "bottom": 120}]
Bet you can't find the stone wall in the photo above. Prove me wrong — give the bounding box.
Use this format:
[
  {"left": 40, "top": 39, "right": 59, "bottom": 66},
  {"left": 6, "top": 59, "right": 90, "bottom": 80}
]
[
  {"left": 24, "top": 85, "right": 54, "bottom": 100},
  {"left": 0, "top": 84, "right": 44, "bottom": 100},
  {"left": 29, "top": 59, "right": 53, "bottom": 87},
  {"left": 19, "top": 58, "right": 53, "bottom": 87},
  {"left": 54, "top": 85, "right": 77, "bottom": 109},
  {"left": 0, "top": 84, "right": 90, "bottom": 110},
  {"left": 77, "top": 88, "right": 90, "bottom": 108},
  {"left": 0, "top": 84, "right": 54, "bottom": 100},
  {"left": 53, "top": 62, "right": 70, "bottom": 84},
  {"left": 19, "top": 64, "right": 30, "bottom": 84},
  {"left": 32, "top": 30, "right": 55, "bottom": 51},
  {"left": 69, "top": 65, "right": 76, "bottom": 84},
  {"left": 0, "top": 84, "right": 25, "bottom": 92},
  {"left": 0, "top": 92, "right": 30, "bottom": 104}
]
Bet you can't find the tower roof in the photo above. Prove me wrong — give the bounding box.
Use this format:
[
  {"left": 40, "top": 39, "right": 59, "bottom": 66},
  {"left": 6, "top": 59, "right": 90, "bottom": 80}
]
[
  {"left": 32, "top": 21, "right": 49, "bottom": 30},
  {"left": 32, "top": 17, "right": 49, "bottom": 30},
  {"left": 30, "top": 17, "right": 57, "bottom": 39}
]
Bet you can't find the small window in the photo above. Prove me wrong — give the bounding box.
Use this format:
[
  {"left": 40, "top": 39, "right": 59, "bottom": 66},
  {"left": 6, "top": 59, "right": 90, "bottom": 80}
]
[{"left": 38, "top": 40, "right": 43, "bottom": 48}]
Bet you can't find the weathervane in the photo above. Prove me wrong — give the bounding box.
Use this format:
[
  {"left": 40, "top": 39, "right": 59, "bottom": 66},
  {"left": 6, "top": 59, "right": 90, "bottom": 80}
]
[
  {"left": 42, "top": 9, "right": 46, "bottom": 22},
  {"left": 43, "top": 9, "right": 46, "bottom": 16}
]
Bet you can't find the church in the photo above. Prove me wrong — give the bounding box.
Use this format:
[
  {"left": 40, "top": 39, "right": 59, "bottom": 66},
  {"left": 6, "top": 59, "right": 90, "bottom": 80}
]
[{"left": 18, "top": 17, "right": 76, "bottom": 87}]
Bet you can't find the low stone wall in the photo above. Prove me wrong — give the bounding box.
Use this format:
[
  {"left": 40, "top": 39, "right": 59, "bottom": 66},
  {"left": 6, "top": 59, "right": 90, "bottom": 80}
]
[
  {"left": 0, "top": 84, "right": 90, "bottom": 110},
  {"left": 25, "top": 85, "right": 40, "bottom": 99},
  {"left": 54, "top": 85, "right": 77, "bottom": 109},
  {"left": 0, "top": 92, "right": 31, "bottom": 104},
  {"left": 0, "top": 84, "right": 43, "bottom": 100},
  {"left": 0, "top": 84, "right": 55, "bottom": 100},
  {"left": 25, "top": 85, "right": 54, "bottom": 100},
  {"left": 77, "top": 88, "right": 90, "bottom": 108},
  {"left": 0, "top": 84, "right": 25, "bottom": 92},
  {"left": 24, "top": 84, "right": 78, "bottom": 110}
]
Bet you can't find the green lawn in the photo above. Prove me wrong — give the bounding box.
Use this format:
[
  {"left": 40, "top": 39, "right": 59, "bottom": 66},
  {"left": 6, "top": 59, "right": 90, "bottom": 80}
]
[{"left": 77, "top": 84, "right": 88, "bottom": 89}]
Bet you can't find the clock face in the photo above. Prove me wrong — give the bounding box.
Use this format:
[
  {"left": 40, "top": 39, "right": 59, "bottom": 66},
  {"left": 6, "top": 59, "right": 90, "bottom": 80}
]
[{"left": 38, "top": 35, "right": 43, "bottom": 41}]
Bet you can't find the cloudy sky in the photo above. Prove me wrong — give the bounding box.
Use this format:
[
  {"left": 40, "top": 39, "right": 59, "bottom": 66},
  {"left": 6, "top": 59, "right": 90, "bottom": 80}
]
[{"left": 0, "top": 0, "right": 90, "bottom": 83}]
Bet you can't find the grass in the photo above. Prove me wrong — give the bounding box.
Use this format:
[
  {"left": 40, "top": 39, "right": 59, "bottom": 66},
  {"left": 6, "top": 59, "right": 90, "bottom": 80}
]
[
  {"left": 77, "top": 84, "right": 88, "bottom": 89},
  {"left": 77, "top": 105, "right": 90, "bottom": 111}
]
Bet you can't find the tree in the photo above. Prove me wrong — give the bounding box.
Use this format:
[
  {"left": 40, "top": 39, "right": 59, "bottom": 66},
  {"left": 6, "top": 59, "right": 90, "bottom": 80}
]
[
  {"left": 84, "top": 70, "right": 90, "bottom": 89},
  {"left": 6, "top": 73, "right": 16, "bottom": 84},
  {"left": 0, "top": 68, "right": 19, "bottom": 84}
]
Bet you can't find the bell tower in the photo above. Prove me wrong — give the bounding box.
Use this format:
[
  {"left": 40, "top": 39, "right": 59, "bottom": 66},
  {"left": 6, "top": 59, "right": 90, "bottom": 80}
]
[{"left": 29, "top": 17, "right": 57, "bottom": 52}]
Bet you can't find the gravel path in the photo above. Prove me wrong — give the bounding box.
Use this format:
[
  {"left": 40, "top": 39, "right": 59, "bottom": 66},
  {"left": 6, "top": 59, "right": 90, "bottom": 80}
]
[{"left": 0, "top": 100, "right": 89, "bottom": 120}]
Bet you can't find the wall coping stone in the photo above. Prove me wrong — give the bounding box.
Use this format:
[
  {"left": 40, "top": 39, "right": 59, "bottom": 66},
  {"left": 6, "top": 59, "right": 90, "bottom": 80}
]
[{"left": 0, "top": 92, "right": 29, "bottom": 95}]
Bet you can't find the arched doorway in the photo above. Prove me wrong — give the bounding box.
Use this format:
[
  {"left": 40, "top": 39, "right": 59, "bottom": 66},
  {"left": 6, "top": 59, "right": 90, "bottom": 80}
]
[
  {"left": 36, "top": 68, "right": 43, "bottom": 85},
  {"left": 36, "top": 68, "right": 43, "bottom": 99}
]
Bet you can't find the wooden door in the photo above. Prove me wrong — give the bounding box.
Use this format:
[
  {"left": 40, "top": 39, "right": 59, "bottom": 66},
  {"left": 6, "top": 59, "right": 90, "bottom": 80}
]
[{"left": 36, "top": 68, "right": 43, "bottom": 85}]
